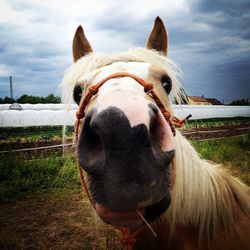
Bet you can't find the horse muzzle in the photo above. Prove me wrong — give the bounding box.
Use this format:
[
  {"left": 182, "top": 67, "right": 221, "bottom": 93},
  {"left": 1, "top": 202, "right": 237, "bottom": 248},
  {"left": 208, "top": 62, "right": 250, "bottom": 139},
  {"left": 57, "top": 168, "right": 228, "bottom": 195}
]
[{"left": 77, "top": 106, "right": 174, "bottom": 221}]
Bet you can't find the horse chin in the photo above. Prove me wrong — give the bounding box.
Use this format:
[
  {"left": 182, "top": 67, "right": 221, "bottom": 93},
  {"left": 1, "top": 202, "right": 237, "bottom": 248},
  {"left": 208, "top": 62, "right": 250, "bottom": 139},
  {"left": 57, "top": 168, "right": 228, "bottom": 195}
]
[
  {"left": 95, "top": 194, "right": 171, "bottom": 231},
  {"left": 95, "top": 203, "right": 145, "bottom": 231}
]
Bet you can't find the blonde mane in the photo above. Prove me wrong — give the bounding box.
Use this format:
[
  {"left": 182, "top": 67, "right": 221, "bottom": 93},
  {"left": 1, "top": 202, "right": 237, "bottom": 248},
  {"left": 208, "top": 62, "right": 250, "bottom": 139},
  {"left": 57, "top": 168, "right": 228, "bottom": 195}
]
[
  {"left": 61, "top": 48, "right": 183, "bottom": 106},
  {"left": 61, "top": 48, "right": 250, "bottom": 248},
  {"left": 169, "top": 132, "right": 250, "bottom": 244}
]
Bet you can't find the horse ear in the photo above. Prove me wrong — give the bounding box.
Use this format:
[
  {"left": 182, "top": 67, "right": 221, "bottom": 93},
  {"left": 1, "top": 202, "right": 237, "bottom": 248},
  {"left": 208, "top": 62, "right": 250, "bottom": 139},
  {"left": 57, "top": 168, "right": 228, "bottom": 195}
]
[
  {"left": 72, "top": 25, "right": 93, "bottom": 62},
  {"left": 146, "top": 16, "right": 168, "bottom": 55}
]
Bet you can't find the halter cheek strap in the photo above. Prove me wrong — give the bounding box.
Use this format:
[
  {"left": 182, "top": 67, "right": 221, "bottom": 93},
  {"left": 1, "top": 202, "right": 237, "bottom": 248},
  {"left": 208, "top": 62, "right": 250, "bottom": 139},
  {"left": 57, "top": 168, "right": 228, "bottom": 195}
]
[{"left": 74, "top": 72, "right": 191, "bottom": 250}]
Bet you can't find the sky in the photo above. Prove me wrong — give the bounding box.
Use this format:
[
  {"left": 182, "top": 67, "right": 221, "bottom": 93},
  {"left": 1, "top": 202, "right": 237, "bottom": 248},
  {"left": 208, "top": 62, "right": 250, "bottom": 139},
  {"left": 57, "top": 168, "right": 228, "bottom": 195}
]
[{"left": 0, "top": 0, "right": 250, "bottom": 104}]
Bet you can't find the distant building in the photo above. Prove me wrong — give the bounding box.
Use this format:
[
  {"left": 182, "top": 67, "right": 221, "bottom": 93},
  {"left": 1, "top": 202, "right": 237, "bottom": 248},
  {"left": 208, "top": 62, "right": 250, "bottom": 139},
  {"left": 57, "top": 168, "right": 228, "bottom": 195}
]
[
  {"left": 205, "top": 98, "right": 223, "bottom": 105},
  {"left": 188, "top": 96, "right": 211, "bottom": 105},
  {"left": 187, "top": 95, "right": 223, "bottom": 105}
]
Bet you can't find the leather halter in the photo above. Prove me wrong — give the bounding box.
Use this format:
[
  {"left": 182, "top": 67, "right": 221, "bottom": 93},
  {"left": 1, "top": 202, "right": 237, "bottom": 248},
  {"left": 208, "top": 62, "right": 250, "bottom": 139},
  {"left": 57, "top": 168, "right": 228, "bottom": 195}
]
[{"left": 74, "top": 72, "right": 191, "bottom": 250}]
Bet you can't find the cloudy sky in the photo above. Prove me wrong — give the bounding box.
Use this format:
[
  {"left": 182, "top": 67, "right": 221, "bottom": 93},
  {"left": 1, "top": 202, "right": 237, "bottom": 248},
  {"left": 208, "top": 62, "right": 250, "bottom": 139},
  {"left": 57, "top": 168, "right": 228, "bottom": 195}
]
[{"left": 0, "top": 0, "right": 249, "bottom": 103}]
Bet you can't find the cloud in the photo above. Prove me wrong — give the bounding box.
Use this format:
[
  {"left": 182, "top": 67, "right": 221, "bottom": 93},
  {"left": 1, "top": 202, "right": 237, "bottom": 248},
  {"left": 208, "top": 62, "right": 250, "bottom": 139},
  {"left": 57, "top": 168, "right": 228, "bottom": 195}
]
[
  {"left": 0, "top": 0, "right": 249, "bottom": 103},
  {"left": 0, "top": 64, "right": 13, "bottom": 76}
]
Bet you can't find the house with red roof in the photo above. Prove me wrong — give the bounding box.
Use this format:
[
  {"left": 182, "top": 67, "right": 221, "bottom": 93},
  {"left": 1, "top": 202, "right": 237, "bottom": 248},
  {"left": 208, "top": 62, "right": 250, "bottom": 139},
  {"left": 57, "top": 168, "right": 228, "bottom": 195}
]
[{"left": 188, "top": 96, "right": 223, "bottom": 105}]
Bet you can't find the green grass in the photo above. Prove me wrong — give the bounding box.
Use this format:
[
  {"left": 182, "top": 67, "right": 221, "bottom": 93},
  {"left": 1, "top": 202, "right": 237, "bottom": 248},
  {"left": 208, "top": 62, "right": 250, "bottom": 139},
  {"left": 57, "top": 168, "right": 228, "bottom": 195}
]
[
  {"left": 191, "top": 133, "right": 250, "bottom": 185},
  {"left": 0, "top": 134, "right": 249, "bottom": 202},
  {"left": 0, "top": 152, "right": 79, "bottom": 202},
  {"left": 0, "top": 126, "right": 74, "bottom": 142}
]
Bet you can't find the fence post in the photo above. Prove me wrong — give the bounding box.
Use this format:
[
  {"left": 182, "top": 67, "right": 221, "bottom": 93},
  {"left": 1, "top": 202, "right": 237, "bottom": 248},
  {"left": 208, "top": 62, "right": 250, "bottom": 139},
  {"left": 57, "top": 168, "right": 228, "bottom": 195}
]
[{"left": 195, "top": 120, "right": 198, "bottom": 139}]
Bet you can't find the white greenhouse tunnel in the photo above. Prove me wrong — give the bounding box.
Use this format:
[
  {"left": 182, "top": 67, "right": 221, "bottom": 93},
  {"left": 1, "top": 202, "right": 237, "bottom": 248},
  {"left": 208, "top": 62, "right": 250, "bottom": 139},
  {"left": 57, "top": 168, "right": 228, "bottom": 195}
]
[{"left": 0, "top": 104, "right": 249, "bottom": 127}]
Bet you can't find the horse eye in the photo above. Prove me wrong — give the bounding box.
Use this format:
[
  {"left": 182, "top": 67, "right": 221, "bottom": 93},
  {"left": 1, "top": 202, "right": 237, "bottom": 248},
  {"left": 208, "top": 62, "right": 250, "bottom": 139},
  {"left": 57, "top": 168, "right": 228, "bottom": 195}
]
[
  {"left": 73, "top": 85, "right": 83, "bottom": 105},
  {"left": 161, "top": 75, "right": 172, "bottom": 95}
]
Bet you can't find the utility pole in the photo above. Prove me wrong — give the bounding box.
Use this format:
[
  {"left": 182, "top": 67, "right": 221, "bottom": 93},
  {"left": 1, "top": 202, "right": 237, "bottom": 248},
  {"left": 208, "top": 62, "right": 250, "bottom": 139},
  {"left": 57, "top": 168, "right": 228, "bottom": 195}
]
[{"left": 9, "top": 76, "right": 13, "bottom": 99}]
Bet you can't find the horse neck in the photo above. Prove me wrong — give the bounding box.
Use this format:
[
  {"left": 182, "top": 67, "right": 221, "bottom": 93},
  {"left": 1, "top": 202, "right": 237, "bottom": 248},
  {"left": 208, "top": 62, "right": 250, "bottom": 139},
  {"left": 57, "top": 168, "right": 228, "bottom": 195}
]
[{"left": 170, "top": 131, "right": 250, "bottom": 241}]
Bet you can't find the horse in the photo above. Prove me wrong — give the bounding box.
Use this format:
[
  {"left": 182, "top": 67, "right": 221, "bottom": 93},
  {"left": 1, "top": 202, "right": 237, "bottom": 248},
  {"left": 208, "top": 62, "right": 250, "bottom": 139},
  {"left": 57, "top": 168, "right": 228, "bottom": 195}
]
[{"left": 61, "top": 17, "right": 250, "bottom": 250}]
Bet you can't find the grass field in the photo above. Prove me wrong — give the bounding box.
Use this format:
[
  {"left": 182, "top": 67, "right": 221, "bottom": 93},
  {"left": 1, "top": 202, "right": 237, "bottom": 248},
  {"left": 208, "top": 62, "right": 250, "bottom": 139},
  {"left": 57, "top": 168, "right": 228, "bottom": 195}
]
[
  {"left": 0, "top": 133, "right": 249, "bottom": 201},
  {"left": 192, "top": 133, "right": 250, "bottom": 185},
  {"left": 0, "top": 132, "right": 249, "bottom": 249},
  {"left": 0, "top": 153, "right": 78, "bottom": 202}
]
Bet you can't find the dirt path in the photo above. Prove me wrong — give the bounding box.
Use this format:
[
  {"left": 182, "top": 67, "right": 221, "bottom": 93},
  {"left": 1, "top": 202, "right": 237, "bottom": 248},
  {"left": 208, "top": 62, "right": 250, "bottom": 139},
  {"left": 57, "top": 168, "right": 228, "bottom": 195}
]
[{"left": 0, "top": 190, "right": 121, "bottom": 250}]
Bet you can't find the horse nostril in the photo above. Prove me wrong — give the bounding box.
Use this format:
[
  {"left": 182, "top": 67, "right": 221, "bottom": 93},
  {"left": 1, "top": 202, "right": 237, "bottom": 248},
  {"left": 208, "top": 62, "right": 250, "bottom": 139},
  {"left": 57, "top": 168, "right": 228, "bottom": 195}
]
[{"left": 77, "top": 111, "right": 105, "bottom": 174}]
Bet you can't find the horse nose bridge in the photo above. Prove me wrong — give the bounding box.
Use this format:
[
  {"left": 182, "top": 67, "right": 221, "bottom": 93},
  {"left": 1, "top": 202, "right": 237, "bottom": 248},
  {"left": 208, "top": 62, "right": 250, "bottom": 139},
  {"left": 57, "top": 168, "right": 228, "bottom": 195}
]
[
  {"left": 95, "top": 93, "right": 156, "bottom": 130},
  {"left": 89, "top": 106, "right": 150, "bottom": 142},
  {"left": 90, "top": 102, "right": 158, "bottom": 138}
]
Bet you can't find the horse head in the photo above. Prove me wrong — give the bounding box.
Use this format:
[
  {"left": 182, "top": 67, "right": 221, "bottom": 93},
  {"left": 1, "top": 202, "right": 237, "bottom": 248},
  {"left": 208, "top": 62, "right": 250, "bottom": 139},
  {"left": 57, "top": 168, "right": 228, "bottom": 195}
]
[
  {"left": 64, "top": 17, "right": 182, "bottom": 231},
  {"left": 61, "top": 16, "right": 250, "bottom": 250}
]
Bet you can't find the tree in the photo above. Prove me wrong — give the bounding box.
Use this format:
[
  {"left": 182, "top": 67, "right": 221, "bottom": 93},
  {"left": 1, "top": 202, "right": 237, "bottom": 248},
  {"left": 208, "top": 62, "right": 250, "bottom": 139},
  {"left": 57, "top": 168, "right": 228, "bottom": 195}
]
[
  {"left": 0, "top": 96, "right": 14, "bottom": 104},
  {"left": 44, "top": 94, "right": 61, "bottom": 103},
  {"left": 0, "top": 93, "right": 62, "bottom": 104},
  {"left": 229, "top": 98, "right": 250, "bottom": 106},
  {"left": 17, "top": 94, "right": 41, "bottom": 104}
]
